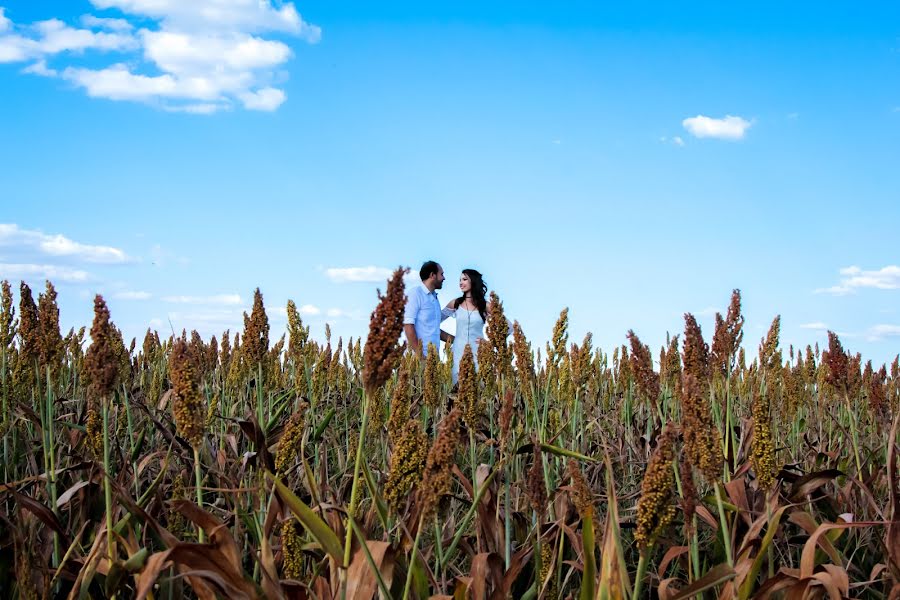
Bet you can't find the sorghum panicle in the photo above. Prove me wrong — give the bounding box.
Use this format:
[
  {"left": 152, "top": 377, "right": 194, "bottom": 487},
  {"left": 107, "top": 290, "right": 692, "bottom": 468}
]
[
  {"left": 486, "top": 291, "right": 511, "bottom": 377},
  {"left": 242, "top": 288, "right": 270, "bottom": 377},
  {"left": 275, "top": 403, "right": 308, "bottom": 474},
  {"left": 419, "top": 408, "right": 462, "bottom": 520},
  {"left": 387, "top": 362, "right": 411, "bottom": 445},
  {"left": 384, "top": 418, "right": 428, "bottom": 513},
  {"left": 458, "top": 344, "right": 479, "bottom": 430},
  {"left": 281, "top": 519, "right": 304, "bottom": 579},
  {"left": 567, "top": 459, "right": 594, "bottom": 519},
  {"left": 824, "top": 331, "right": 849, "bottom": 393},
  {"left": 423, "top": 342, "right": 441, "bottom": 410},
  {"left": 750, "top": 389, "right": 777, "bottom": 490},
  {"left": 37, "top": 280, "right": 64, "bottom": 377},
  {"left": 635, "top": 425, "right": 678, "bottom": 549},
  {"left": 546, "top": 308, "right": 569, "bottom": 374},
  {"left": 526, "top": 439, "right": 547, "bottom": 516},
  {"left": 169, "top": 338, "right": 205, "bottom": 449},
  {"left": 682, "top": 313, "right": 710, "bottom": 384},
  {"left": 512, "top": 321, "right": 535, "bottom": 388},
  {"left": 362, "top": 268, "right": 408, "bottom": 396},
  {"left": 84, "top": 295, "right": 119, "bottom": 400},
  {"left": 627, "top": 330, "right": 659, "bottom": 403},
  {"left": 680, "top": 373, "right": 723, "bottom": 482}
]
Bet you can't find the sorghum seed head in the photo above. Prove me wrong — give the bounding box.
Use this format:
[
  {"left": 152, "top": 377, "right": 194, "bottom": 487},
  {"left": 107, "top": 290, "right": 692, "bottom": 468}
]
[
  {"left": 169, "top": 338, "right": 205, "bottom": 449},
  {"left": 275, "top": 404, "right": 308, "bottom": 475},
  {"left": 84, "top": 295, "right": 119, "bottom": 400},
  {"left": 384, "top": 419, "right": 429, "bottom": 513},
  {"left": 419, "top": 409, "right": 462, "bottom": 521},
  {"left": 363, "top": 268, "right": 408, "bottom": 396},
  {"left": 567, "top": 459, "right": 594, "bottom": 519},
  {"left": 635, "top": 424, "right": 678, "bottom": 549}
]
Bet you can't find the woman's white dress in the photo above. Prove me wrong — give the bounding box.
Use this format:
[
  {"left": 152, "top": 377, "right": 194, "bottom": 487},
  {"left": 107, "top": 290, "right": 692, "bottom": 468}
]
[{"left": 444, "top": 306, "right": 485, "bottom": 384}]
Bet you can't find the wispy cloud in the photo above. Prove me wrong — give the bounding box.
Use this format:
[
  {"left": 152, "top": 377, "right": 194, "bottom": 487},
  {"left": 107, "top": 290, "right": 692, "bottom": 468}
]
[
  {"left": 0, "top": 262, "right": 90, "bottom": 282},
  {"left": 799, "top": 321, "right": 828, "bottom": 330},
  {"left": 659, "top": 135, "right": 685, "bottom": 147},
  {"left": 325, "top": 266, "right": 394, "bottom": 283},
  {"left": 300, "top": 304, "right": 321, "bottom": 315},
  {"left": 113, "top": 290, "right": 151, "bottom": 300},
  {"left": 0, "top": 2, "right": 320, "bottom": 113},
  {"left": 682, "top": 114, "right": 752, "bottom": 140},
  {"left": 0, "top": 223, "right": 131, "bottom": 263},
  {"left": 162, "top": 294, "right": 242, "bottom": 305},
  {"left": 815, "top": 265, "right": 900, "bottom": 296},
  {"left": 866, "top": 324, "right": 900, "bottom": 342}
]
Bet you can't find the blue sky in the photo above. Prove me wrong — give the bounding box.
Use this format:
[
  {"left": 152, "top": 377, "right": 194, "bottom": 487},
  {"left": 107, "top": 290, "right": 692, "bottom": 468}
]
[{"left": 1, "top": 1, "right": 898, "bottom": 367}]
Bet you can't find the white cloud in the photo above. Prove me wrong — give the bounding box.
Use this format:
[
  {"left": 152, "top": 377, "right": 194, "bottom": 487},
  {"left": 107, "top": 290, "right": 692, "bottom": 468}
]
[
  {"left": 0, "top": 223, "right": 131, "bottom": 263},
  {"left": 113, "top": 290, "right": 151, "bottom": 300},
  {"left": 0, "top": 262, "right": 90, "bottom": 282},
  {"left": 2, "top": 1, "right": 319, "bottom": 112},
  {"left": 239, "top": 86, "right": 285, "bottom": 111},
  {"left": 0, "top": 8, "right": 11, "bottom": 33},
  {"left": 0, "top": 16, "right": 136, "bottom": 63},
  {"left": 799, "top": 322, "right": 828, "bottom": 330},
  {"left": 682, "top": 115, "right": 752, "bottom": 140},
  {"left": 23, "top": 59, "right": 57, "bottom": 76},
  {"left": 659, "top": 135, "right": 685, "bottom": 147},
  {"left": 81, "top": 15, "right": 133, "bottom": 32},
  {"left": 162, "top": 294, "right": 242, "bottom": 305},
  {"left": 816, "top": 265, "right": 900, "bottom": 296},
  {"left": 694, "top": 306, "right": 718, "bottom": 318},
  {"left": 33, "top": 18, "right": 137, "bottom": 54},
  {"left": 299, "top": 304, "right": 321, "bottom": 315},
  {"left": 163, "top": 102, "right": 223, "bottom": 114},
  {"left": 325, "top": 266, "right": 394, "bottom": 283},
  {"left": 63, "top": 64, "right": 180, "bottom": 100},
  {"left": 867, "top": 324, "right": 900, "bottom": 341},
  {"left": 89, "top": 0, "right": 319, "bottom": 40}
]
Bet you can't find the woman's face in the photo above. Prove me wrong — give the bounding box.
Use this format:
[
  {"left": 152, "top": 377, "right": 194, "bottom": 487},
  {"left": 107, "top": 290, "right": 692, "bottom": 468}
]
[{"left": 459, "top": 273, "right": 471, "bottom": 293}]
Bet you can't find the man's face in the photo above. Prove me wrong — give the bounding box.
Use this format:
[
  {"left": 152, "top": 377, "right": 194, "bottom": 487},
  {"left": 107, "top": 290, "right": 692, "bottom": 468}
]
[{"left": 433, "top": 265, "right": 445, "bottom": 289}]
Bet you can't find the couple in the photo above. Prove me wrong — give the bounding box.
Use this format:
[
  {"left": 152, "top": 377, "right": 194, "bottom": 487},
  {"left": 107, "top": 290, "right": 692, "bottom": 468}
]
[{"left": 403, "top": 260, "right": 498, "bottom": 384}]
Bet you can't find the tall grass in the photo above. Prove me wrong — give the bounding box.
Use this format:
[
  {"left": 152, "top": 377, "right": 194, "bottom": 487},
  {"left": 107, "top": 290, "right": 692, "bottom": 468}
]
[{"left": 1, "top": 278, "right": 898, "bottom": 599}]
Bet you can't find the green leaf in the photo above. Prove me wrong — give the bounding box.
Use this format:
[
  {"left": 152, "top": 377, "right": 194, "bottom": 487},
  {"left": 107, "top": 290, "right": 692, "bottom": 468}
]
[
  {"left": 515, "top": 442, "right": 596, "bottom": 462},
  {"left": 669, "top": 563, "right": 736, "bottom": 600},
  {"left": 267, "top": 471, "right": 344, "bottom": 563}
]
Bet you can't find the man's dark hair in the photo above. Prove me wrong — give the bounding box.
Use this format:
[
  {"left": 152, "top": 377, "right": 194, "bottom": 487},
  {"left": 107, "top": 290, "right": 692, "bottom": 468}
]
[{"left": 420, "top": 260, "right": 440, "bottom": 281}]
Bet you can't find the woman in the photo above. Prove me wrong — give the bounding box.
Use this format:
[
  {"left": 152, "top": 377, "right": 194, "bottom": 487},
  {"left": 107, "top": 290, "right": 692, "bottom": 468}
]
[{"left": 442, "top": 269, "right": 509, "bottom": 384}]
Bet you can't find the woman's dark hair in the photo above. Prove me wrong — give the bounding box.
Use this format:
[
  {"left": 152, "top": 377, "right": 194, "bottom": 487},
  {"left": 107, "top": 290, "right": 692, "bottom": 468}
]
[
  {"left": 453, "top": 269, "right": 488, "bottom": 321},
  {"left": 420, "top": 260, "right": 440, "bottom": 281}
]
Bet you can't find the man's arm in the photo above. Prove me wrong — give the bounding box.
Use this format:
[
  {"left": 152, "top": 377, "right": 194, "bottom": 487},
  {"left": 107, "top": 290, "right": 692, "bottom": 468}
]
[
  {"left": 440, "top": 330, "right": 454, "bottom": 344},
  {"left": 404, "top": 324, "right": 421, "bottom": 356},
  {"left": 403, "top": 290, "right": 422, "bottom": 356}
]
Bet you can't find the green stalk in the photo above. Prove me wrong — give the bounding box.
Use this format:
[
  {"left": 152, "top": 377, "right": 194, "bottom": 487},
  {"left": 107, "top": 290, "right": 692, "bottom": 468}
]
[
  {"left": 433, "top": 517, "right": 444, "bottom": 586},
  {"left": 402, "top": 514, "right": 425, "bottom": 600},
  {"left": 102, "top": 397, "right": 115, "bottom": 563},
  {"left": 45, "top": 367, "right": 60, "bottom": 570},
  {"left": 343, "top": 390, "right": 370, "bottom": 568},
  {"left": 194, "top": 446, "right": 204, "bottom": 543},
  {"left": 579, "top": 512, "right": 596, "bottom": 600},
  {"left": 633, "top": 550, "right": 649, "bottom": 600},
  {"left": 714, "top": 482, "right": 733, "bottom": 566},
  {"left": 504, "top": 472, "right": 511, "bottom": 570},
  {"left": 439, "top": 467, "right": 499, "bottom": 568}
]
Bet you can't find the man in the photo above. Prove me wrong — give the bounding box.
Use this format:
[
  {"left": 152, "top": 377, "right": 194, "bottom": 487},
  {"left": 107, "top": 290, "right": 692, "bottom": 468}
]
[{"left": 404, "top": 260, "right": 453, "bottom": 357}]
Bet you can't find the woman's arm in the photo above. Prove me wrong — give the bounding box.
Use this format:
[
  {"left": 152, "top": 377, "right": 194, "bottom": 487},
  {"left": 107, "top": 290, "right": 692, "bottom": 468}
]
[{"left": 441, "top": 301, "right": 456, "bottom": 320}]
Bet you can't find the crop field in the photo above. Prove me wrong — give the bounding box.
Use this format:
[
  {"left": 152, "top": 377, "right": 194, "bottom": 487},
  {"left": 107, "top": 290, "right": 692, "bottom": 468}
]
[{"left": 1, "top": 270, "right": 899, "bottom": 599}]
